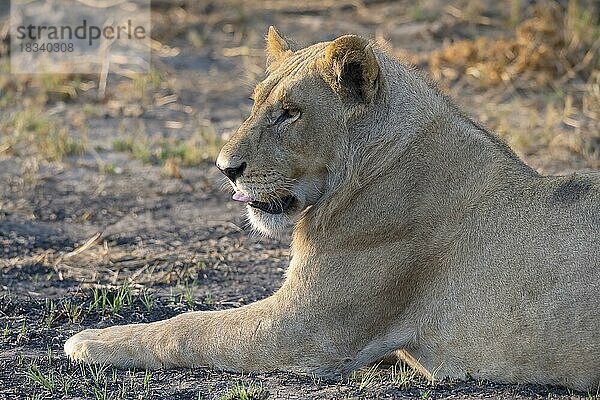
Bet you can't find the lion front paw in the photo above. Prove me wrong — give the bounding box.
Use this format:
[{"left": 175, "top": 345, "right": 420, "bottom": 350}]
[{"left": 64, "top": 325, "right": 163, "bottom": 369}]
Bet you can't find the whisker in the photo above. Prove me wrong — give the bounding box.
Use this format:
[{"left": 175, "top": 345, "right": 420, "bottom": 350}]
[{"left": 219, "top": 179, "right": 234, "bottom": 192}]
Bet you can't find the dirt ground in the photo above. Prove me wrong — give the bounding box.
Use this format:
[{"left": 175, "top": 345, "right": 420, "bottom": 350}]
[{"left": 1, "top": 0, "right": 599, "bottom": 399}]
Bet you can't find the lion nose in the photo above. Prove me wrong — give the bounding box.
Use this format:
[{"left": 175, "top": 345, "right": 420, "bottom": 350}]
[{"left": 217, "top": 160, "right": 247, "bottom": 183}]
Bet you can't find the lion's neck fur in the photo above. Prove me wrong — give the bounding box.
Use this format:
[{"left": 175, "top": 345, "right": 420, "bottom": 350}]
[{"left": 293, "top": 49, "right": 537, "bottom": 252}]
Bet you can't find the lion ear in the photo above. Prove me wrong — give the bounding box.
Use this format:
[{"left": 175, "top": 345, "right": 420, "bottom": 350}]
[
  {"left": 320, "top": 35, "right": 379, "bottom": 104},
  {"left": 265, "top": 26, "right": 294, "bottom": 71}
]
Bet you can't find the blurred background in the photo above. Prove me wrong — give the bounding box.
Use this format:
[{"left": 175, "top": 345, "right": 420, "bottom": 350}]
[{"left": 1, "top": 0, "right": 598, "bottom": 177}]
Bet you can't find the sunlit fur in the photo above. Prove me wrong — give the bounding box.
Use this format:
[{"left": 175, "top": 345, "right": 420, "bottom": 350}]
[{"left": 65, "top": 29, "right": 600, "bottom": 392}]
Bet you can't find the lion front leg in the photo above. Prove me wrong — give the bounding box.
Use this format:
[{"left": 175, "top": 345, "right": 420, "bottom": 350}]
[{"left": 64, "top": 296, "right": 347, "bottom": 372}]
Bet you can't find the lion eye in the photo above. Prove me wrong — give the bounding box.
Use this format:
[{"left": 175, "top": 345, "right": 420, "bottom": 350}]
[{"left": 274, "top": 108, "right": 300, "bottom": 125}]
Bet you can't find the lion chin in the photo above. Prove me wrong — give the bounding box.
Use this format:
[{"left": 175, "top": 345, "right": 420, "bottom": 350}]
[
  {"left": 246, "top": 203, "right": 295, "bottom": 237},
  {"left": 246, "top": 190, "right": 310, "bottom": 238}
]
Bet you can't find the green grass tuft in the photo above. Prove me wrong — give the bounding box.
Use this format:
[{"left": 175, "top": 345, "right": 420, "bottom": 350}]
[
  {"left": 112, "top": 127, "right": 224, "bottom": 167},
  {"left": 0, "top": 109, "right": 84, "bottom": 161},
  {"left": 220, "top": 381, "right": 269, "bottom": 400}
]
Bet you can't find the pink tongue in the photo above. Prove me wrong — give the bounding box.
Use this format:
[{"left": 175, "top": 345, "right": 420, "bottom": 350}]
[{"left": 232, "top": 191, "right": 253, "bottom": 203}]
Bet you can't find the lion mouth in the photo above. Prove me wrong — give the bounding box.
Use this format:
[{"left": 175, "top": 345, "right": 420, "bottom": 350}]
[
  {"left": 232, "top": 191, "right": 295, "bottom": 215},
  {"left": 249, "top": 195, "right": 295, "bottom": 214}
]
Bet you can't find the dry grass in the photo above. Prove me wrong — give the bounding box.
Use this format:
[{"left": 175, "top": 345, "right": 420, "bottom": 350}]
[
  {"left": 429, "top": 1, "right": 599, "bottom": 88},
  {"left": 1, "top": 0, "right": 597, "bottom": 174},
  {"left": 0, "top": 108, "right": 84, "bottom": 161},
  {"left": 112, "top": 127, "right": 224, "bottom": 167},
  {"left": 0, "top": 234, "right": 210, "bottom": 286},
  {"left": 423, "top": 0, "right": 600, "bottom": 172},
  {"left": 350, "top": 360, "right": 429, "bottom": 391},
  {"left": 0, "top": 60, "right": 87, "bottom": 161},
  {"left": 0, "top": 11, "right": 179, "bottom": 162}
]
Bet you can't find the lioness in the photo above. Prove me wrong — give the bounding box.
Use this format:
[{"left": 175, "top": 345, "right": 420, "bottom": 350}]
[{"left": 65, "top": 28, "right": 600, "bottom": 391}]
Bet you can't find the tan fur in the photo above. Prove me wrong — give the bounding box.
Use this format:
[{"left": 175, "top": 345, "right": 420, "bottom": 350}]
[
  {"left": 265, "top": 26, "right": 294, "bottom": 73},
  {"left": 65, "top": 29, "right": 600, "bottom": 392}
]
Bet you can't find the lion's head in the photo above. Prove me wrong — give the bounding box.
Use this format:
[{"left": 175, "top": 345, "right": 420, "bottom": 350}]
[{"left": 216, "top": 27, "right": 380, "bottom": 237}]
